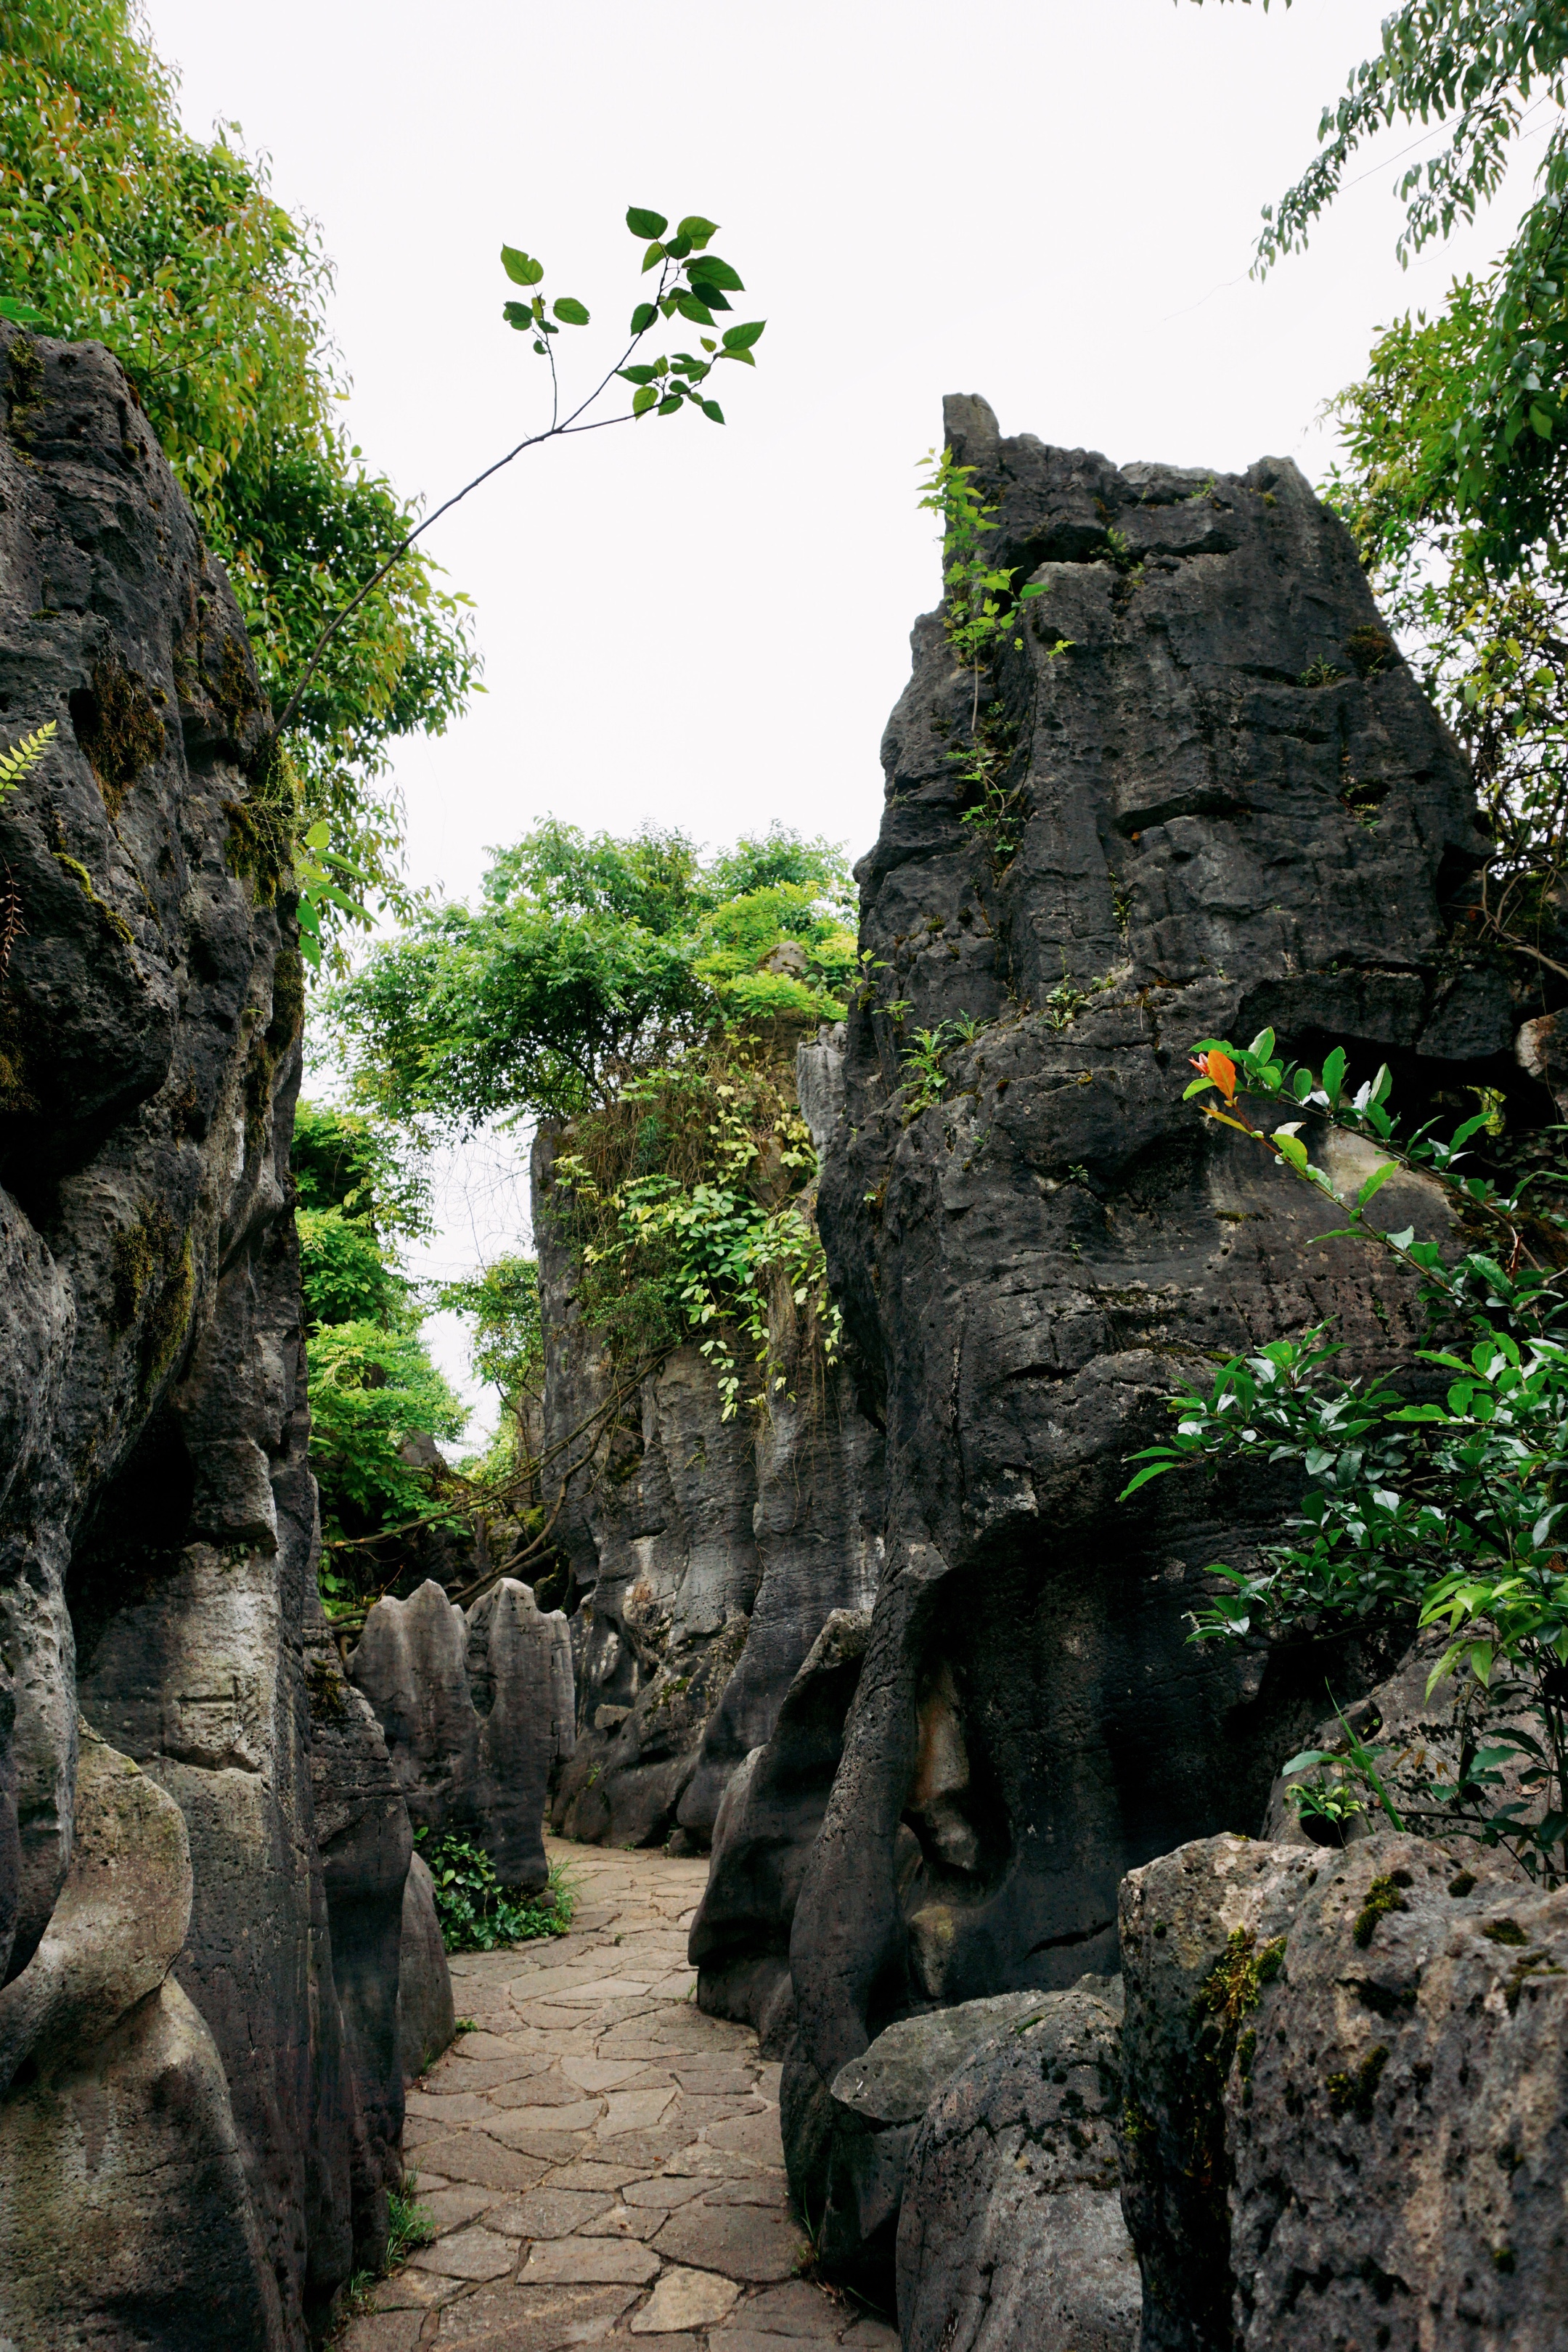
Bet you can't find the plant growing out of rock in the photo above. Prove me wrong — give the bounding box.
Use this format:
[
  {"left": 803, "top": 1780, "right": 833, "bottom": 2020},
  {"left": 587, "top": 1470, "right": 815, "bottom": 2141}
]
[
  {"left": 0, "top": 719, "right": 56, "bottom": 976},
  {"left": 916, "top": 448, "right": 1069, "bottom": 870},
  {"left": 1122, "top": 1028, "right": 1568, "bottom": 1884},
  {"left": 415, "top": 1828, "right": 576, "bottom": 1954}
]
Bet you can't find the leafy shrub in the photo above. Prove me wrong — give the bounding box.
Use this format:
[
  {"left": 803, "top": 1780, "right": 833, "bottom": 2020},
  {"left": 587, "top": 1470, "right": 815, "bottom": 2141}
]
[
  {"left": 416, "top": 1829, "right": 576, "bottom": 1953},
  {"left": 1124, "top": 1030, "right": 1568, "bottom": 1885}
]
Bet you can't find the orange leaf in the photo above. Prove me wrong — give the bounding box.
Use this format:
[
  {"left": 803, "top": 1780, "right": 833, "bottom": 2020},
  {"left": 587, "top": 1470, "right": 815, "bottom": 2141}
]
[{"left": 1206, "top": 1050, "right": 1237, "bottom": 1103}]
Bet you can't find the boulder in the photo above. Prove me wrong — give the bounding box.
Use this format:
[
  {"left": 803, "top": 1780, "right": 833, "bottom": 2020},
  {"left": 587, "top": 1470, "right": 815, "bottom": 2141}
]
[
  {"left": 1118, "top": 1829, "right": 1567, "bottom": 2351},
  {"left": 897, "top": 1977, "right": 1138, "bottom": 2352},
  {"left": 787, "top": 397, "right": 1504, "bottom": 2254},
  {"left": 0, "top": 1723, "right": 283, "bottom": 2347},
  {"left": 396, "top": 1851, "right": 455, "bottom": 2084}
]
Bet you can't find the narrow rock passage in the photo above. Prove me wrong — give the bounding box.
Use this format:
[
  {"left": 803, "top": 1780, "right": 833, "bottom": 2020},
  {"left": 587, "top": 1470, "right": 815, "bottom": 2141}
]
[{"left": 348, "top": 1839, "right": 894, "bottom": 2352}]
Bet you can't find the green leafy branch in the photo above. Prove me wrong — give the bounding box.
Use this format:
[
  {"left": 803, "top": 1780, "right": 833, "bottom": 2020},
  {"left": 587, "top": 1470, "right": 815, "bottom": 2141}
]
[
  {"left": 274, "top": 207, "right": 764, "bottom": 745},
  {"left": 1119, "top": 1026, "right": 1568, "bottom": 1883}
]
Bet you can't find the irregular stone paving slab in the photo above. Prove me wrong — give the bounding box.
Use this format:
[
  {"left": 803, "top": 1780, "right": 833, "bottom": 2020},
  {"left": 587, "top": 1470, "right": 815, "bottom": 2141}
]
[{"left": 347, "top": 1839, "right": 879, "bottom": 2350}]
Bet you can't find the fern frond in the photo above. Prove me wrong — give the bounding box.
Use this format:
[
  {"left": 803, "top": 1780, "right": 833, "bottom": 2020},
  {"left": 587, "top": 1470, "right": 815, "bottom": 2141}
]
[{"left": 0, "top": 720, "right": 57, "bottom": 800}]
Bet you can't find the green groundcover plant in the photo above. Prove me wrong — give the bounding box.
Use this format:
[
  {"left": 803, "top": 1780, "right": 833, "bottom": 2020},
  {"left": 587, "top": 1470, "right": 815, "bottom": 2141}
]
[{"left": 416, "top": 1829, "right": 576, "bottom": 1954}]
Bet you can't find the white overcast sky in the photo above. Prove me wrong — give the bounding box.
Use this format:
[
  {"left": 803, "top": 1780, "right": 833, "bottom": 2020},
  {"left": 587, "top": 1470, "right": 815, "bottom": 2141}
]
[{"left": 141, "top": 0, "right": 1550, "bottom": 1431}]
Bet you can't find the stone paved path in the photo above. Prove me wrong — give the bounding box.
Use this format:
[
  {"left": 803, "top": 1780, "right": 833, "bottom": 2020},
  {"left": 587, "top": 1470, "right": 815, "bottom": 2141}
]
[{"left": 346, "top": 1837, "right": 896, "bottom": 2352}]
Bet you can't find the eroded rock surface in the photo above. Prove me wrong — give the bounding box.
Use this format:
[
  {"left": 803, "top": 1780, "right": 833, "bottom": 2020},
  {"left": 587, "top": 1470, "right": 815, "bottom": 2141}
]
[
  {"left": 1119, "top": 1829, "right": 1567, "bottom": 2351},
  {"left": 0, "top": 326, "right": 410, "bottom": 2340},
  {"left": 897, "top": 1978, "right": 1138, "bottom": 2352},
  {"left": 351, "top": 1576, "right": 575, "bottom": 1894},
  {"left": 691, "top": 1608, "right": 870, "bottom": 2052},
  {"left": 535, "top": 1064, "right": 883, "bottom": 1858},
  {"left": 785, "top": 396, "right": 1506, "bottom": 2255}
]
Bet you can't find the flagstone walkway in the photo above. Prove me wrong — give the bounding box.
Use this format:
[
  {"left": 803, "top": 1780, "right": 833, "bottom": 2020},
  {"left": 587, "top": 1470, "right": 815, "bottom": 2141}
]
[{"left": 346, "top": 1837, "right": 897, "bottom": 2352}]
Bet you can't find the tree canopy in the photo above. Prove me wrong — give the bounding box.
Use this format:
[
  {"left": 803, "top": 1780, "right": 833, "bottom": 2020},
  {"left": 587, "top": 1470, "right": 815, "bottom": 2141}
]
[
  {"left": 0, "top": 1, "right": 479, "bottom": 942},
  {"left": 329, "top": 821, "right": 857, "bottom": 1130}
]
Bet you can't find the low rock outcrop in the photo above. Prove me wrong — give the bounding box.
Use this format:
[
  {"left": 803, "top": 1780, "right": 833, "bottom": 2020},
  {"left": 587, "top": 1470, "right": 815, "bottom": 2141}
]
[
  {"left": 1119, "top": 1829, "right": 1567, "bottom": 2351},
  {"left": 350, "top": 1574, "right": 575, "bottom": 1891},
  {"left": 897, "top": 1977, "right": 1138, "bottom": 2352},
  {"left": 0, "top": 325, "right": 419, "bottom": 2340},
  {"left": 784, "top": 395, "right": 1514, "bottom": 2260}
]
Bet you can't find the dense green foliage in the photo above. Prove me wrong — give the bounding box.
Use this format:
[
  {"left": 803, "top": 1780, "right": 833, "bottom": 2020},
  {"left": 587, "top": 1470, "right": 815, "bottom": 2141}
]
[
  {"left": 330, "top": 822, "right": 852, "bottom": 1413},
  {"left": 329, "top": 820, "right": 855, "bottom": 1127},
  {"left": 0, "top": 0, "right": 478, "bottom": 949},
  {"left": 415, "top": 1831, "right": 575, "bottom": 1953},
  {"left": 294, "top": 1103, "right": 465, "bottom": 1576},
  {"left": 1124, "top": 1033, "right": 1568, "bottom": 1885}
]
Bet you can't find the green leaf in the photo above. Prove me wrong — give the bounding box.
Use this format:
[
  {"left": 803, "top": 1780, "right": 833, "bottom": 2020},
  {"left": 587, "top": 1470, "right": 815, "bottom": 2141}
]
[
  {"left": 657, "top": 393, "right": 683, "bottom": 415},
  {"left": 1530, "top": 404, "right": 1553, "bottom": 438},
  {"left": 618, "top": 365, "right": 658, "bottom": 385},
  {"left": 675, "top": 291, "right": 715, "bottom": 326},
  {"left": 1321, "top": 1045, "right": 1347, "bottom": 1104},
  {"left": 502, "top": 301, "right": 532, "bottom": 330},
  {"left": 642, "top": 243, "right": 666, "bottom": 274},
  {"left": 717, "top": 346, "right": 755, "bottom": 367},
  {"left": 500, "top": 245, "right": 544, "bottom": 287},
  {"left": 1355, "top": 1159, "right": 1397, "bottom": 1207},
  {"left": 552, "top": 297, "right": 590, "bottom": 326},
  {"left": 1249, "top": 1027, "right": 1277, "bottom": 1062},
  {"left": 721, "top": 319, "right": 766, "bottom": 350},
  {"left": 687, "top": 255, "right": 743, "bottom": 291},
  {"left": 0, "top": 295, "right": 48, "bottom": 326},
  {"left": 701, "top": 399, "right": 725, "bottom": 425},
  {"left": 629, "top": 301, "right": 657, "bottom": 334},
  {"left": 1274, "top": 1130, "right": 1310, "bottom": 1172},
  {"left": 303, "top": 820, "right": 331, "bottom": 850},
  {"left": 677, "top": 215, "right": 719, "bottom": 246},
  {"left": 632, "top": 385, "right": 658, "bottom": 417},
  {"left": 626, "top": 207, "right": 669, "bottom": 240}
]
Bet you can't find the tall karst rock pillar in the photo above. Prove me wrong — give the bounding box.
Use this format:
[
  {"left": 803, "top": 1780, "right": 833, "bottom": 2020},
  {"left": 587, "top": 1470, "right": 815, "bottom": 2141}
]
[
  {"left": 784, "top": 398, "right": 1505, "bottom": 2196},
  {"left": 0, "top": 325, "right": 420, "bottom": 2345}
]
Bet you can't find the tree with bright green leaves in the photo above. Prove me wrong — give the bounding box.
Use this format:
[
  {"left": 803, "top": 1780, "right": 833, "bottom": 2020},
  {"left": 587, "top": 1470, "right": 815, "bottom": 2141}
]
[
  {"left": 0, "top": 1, "right": 479, "bottom": 955},
  {"left": 291, "top": 1102, "right": 465, "bottom": 1572},
  {"left": 327, "top": 821, "right": 856, "bottom": 1130},
  {"left": 329, "top": 822, "right": 854, "bottom": 1416},
  {"left": 1194, "top": 1, "right": 1568, "bottom": 984}
]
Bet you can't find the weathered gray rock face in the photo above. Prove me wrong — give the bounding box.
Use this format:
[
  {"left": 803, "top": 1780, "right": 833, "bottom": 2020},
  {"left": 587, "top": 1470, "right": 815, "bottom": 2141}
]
[
  {"left": 0, "top": 1723, "right": 282, "bottom": 2346},
  {"left": 535, "top": 1093, "right": 883, "bottom": 1857},
  {"left": 690, "top": 1607, "right": 870, "bottom": 2051},
  {"left": 396, "top": 1850, "right": 455, "bottom": 2084},
  {"left": 350, "top": 1574, "right": 574, "bottom": 1892},
  {"left": 1119, "top": 1829, "right": 1566, "bottom": 2352},
  {"left": 786, "top": 396, "right": 1500, "bottom": 2243},
  {"left": 0, "top": 327, "right": 407, "bottom": 2340},
  {"left": 897, "top": 1978, "right": 1138, "bottom": 2352}
]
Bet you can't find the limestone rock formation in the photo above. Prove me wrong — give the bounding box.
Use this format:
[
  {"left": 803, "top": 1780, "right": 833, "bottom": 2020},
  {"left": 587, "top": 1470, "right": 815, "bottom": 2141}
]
[
  {"left": 535, "top": 1071, "right": 884, "bottom": 1857},
  {"left": 1118, "top": 1829, "right": 1567, "bottom": 2351},
  {"left": 0, "top": 325, "right": 412, "bottom": 2340},
  {"left": 690, "top": 1606, "right": 870, "bottom": 2051},
  {"left": 799, "top": 1988, "right": 1059, "bottom": 2290},
  {"left": 785, "top": 396, "right": 1506, "bottom": 2253},
  {"left": 897, "top": 1978, "right": 1138, "bottom": 2352},
  {"left": 396, "top": 1850, "right": 456, "bottom": 2084},
  {"left": 0, "top": 1724, "right": 282, "bottom": 2345},
  {"left": 350, "top": 1574, "right": 574, "bottom": 1891}
]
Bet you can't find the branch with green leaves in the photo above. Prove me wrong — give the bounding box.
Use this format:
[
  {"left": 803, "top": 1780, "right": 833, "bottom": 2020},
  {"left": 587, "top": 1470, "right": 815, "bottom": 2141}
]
[
  {"left": 1119, "top": 1021, "right": 1568, "bottom": 1881},
  {"left": 1180, "top": 1029, "right": 1568, "bottom": 1336},
  {"left": 274, "top": 208, "right": 764, "bottom": 744}
]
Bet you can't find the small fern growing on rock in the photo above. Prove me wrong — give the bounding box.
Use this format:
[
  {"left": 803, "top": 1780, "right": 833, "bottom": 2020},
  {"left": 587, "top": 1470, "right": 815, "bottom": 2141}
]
[{"left": 0, "top": 720, "right": 56, "bottom": 804}]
